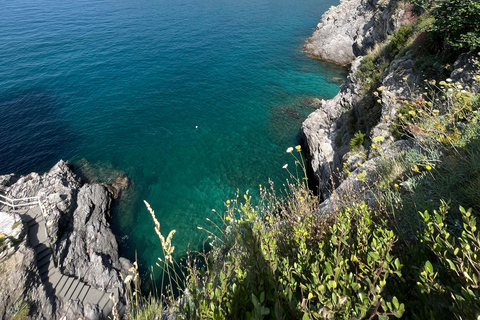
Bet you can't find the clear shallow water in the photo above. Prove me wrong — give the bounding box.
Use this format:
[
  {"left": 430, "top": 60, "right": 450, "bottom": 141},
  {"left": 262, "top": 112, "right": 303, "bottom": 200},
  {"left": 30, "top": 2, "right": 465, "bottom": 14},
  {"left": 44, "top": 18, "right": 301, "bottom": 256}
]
[{"left": 0, "top": 0, "right": 345, "bottom": 277}]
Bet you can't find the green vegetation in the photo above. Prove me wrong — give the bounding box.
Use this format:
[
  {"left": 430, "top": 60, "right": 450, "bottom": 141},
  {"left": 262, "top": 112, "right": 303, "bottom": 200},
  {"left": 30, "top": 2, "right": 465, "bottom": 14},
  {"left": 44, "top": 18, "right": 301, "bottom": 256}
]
[
  {"left": 413, "top": 0, "right": 480, "bottom": 57},
  {"left": 349, "top": 131, "right": 367, "bottom": 152},
  {"left": 11, "top": 300, "right": 30, "bottom": 320}
]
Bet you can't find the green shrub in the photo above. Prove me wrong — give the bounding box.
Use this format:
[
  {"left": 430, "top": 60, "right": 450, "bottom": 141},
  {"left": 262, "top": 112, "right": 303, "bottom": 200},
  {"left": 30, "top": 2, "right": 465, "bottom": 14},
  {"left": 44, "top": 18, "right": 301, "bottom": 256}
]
[
  {"left": 430, "top": 0, "right": 480, "bottom": 55},
  {"left": 349, "top": 131, "right": 367, "bottom": 152},
  {"left": 389, "top": 25, "right": 414, "bottom": 57},
  {"left": 357, "top": 55, "right": 386, "bottom": 90},
  {"left": 417, "top": 202, "right": 480, "bottom": 319}
]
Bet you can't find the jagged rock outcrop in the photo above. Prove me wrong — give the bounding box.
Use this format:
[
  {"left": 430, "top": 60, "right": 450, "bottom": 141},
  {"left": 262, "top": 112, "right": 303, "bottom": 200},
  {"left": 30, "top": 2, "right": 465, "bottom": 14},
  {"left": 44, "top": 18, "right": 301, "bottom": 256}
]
[
  {"left": 0, "top": 160, "right": 132, "bottom": 319},
  {"left": 304, "top": 0, "right": 407, "bottom": 65}
]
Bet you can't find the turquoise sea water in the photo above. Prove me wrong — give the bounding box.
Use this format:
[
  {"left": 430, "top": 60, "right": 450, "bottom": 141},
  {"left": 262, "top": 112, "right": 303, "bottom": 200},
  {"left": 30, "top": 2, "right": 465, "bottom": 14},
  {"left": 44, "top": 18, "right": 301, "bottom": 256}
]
[{"left": 0, "top": 0, "right": 345, "bottom": 277}]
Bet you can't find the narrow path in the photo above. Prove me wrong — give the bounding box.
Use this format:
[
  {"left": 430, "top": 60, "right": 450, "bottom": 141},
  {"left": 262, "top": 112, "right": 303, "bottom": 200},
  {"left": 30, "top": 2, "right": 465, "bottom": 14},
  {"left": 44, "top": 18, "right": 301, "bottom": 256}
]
[{"left": 4, "top": 203, "right": 126, "bottom": 319}]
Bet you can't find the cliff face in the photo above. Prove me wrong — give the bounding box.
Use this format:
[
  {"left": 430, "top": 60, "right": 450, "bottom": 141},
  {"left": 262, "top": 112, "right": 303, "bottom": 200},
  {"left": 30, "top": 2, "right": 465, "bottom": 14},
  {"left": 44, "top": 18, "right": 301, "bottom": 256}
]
[
  {"left": 304, "top": 0, "right": 406, "bottom": 65},
  {"left": 301, "top": 0, "right": 477, "bottom": 209},
  {"left": 0, "top": 161, "right": 132, "bottom": 319}
]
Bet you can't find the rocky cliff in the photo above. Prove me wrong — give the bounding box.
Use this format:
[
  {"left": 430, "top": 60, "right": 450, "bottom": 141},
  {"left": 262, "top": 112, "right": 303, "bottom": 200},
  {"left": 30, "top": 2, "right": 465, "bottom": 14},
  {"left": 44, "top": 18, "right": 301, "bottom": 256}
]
[
  {"left": 301, "top": 0, "right": 478, "bottom": 211},
  {"left": 0, "top": 161, "right": 132, "bottom": 320},
  {"left": 304, "top": 0, "right": 410, "bottom": 65}
]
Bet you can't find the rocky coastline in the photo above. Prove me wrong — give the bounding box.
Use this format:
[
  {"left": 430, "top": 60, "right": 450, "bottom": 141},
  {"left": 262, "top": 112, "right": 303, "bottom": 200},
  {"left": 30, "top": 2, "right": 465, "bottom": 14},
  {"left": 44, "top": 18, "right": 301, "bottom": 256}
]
[
  {"left": 301, "top": 0, "right": 478, "bottom": 213},
  {"left": 0, "top": 160, "right": 132, "bottom": 320}
]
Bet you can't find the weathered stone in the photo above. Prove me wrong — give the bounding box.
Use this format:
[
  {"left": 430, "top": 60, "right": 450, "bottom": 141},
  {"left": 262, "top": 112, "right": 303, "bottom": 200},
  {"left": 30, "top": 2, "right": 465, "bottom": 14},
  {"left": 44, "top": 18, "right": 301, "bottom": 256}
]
[
  {"left": 304, "top": 0, "right": 405, "bottom": 65},
  {"left": 0, "top": 160, "right": 130, "bottom": 319}
]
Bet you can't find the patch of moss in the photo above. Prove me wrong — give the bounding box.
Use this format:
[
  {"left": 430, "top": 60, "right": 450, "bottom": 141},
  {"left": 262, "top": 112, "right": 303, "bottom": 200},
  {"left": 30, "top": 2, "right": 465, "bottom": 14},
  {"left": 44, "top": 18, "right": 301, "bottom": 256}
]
[{"left": 11, "top": 301, "right": 30, "bottom": 320}]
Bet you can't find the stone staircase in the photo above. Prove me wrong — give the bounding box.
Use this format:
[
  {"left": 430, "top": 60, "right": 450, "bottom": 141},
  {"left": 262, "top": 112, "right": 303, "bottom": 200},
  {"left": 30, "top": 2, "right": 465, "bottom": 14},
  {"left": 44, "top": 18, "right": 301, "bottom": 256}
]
[{"left": 1, "top": 196, "right": 126, "bottom": 319}]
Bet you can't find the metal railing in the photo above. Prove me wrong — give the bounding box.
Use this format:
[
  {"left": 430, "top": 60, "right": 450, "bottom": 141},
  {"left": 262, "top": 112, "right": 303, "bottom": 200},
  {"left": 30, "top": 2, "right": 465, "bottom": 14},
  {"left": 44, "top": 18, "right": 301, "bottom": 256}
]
[
  {"left": 0, "top": 192, "right": 53, "bottom": 262},
  {"left": 0, "top": 193, "right": 41, "bottom": 209}
]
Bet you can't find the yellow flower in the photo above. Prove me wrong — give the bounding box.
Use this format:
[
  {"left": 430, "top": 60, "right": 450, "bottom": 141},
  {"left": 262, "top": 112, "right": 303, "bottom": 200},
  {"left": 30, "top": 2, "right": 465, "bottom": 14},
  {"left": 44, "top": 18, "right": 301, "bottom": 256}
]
[
  {"left": 426, "top": 165, "right": 432, "bottom": 171},
  {"left": 377, "top": 99, "right": 382, "bottom": 103},
  {"left": 372, "top": 145, "right": 376, "bottom": 149},
  {"left": 403, "top": 76, "right": 408, "bottom": 81},
  {"left": 266, "top": 216, "right": 270, "bottom": 221},
  {"left": 377, "top": 86, "right": 385, "bottom": 91},
  {"left": 358, "top": 162, "right": 362, "bottom": 166},
  {"left": 300, "top": 196, "right": 304, "bottom": 200},
  {"left": 259, "top": 184, "right": 262, "bottom": 188},
  {"left": 225, "top": 216, "right": 230, "bottom": 221},
  {"left": 226, "top": 199, "right": 230, "bottom": 204},
  {"left": 394, "top": 184, "right": 399, "bottom": 188},
  {"left": 295, "top": 145, "right": 302, "bottom": 151}
]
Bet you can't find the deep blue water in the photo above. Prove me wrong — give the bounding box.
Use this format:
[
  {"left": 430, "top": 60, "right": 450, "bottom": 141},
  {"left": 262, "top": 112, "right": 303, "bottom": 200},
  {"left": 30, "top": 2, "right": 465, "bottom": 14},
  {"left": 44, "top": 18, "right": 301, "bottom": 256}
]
[{"left": 0, "top": 0, "right": 345, "bottom": 276}]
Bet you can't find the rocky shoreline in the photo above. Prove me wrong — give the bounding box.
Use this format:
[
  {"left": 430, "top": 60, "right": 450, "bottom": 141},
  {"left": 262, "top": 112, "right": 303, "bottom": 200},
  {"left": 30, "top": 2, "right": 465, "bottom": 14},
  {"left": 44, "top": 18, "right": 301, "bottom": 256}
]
[
  {"left": 0, "top": 160, "right": 132, "bottom": 319},
  {"left": 301, "top": 0, "right": 477, "bottom": 213}
]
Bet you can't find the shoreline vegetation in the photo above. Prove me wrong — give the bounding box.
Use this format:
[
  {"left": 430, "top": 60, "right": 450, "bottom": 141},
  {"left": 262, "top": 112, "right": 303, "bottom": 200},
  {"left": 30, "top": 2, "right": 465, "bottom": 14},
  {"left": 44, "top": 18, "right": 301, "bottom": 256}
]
[{"left": 128, "top": 0, "right": 480, "bottom": 319}]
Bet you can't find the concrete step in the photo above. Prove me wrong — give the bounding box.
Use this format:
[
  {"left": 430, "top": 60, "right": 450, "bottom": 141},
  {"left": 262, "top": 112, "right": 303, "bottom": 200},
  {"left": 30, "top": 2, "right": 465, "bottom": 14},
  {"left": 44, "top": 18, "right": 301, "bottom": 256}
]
[
  {"left": 44, "top": 270, "right": 62, "bottom": 296},
  {"left": 70, "top": 282, "right": 85, "bottom": 301},
  {"left": 39, "top": 260, "right": 54, "bottom": 280},
  {"left": 98, "top": 293, "right": 111, "bottom": 313},
  {"left": 78, "top": 286, "right": 90, "bottom": 302},
  {"left": 36, "top": 246, "right": 51, "bottom": 261},
  {"left": 64, "top": 279, "right": 81, "bottom": 300},
  {"left": 83, "top": 287, "right": 104, "bottom": 306},
  {"left": 54, "top": 275, "right": 69, "bottom": 293},
  {"left": 58, "top": 277, "right": 75, "bottom": 299},
  {"left": 102, "top": 299, "right": 114, "bottom": 318},
  {"left": 43, "top": 265, "right": 58, "bottom": 281},
  {"left": 36, "top": 223, "right": 49, "bottom": 243},
  {"left": 28, "top": 224, "right": 40, "bottom": 247},
  {"left": 27, "top": 217, "right": 41, "bottom": 227},
  {"left": 37, "top": 251, "right": 52, "bottom": 268},
  {"left": 117, "top": 303, "right": 126, "bottom": 318}
]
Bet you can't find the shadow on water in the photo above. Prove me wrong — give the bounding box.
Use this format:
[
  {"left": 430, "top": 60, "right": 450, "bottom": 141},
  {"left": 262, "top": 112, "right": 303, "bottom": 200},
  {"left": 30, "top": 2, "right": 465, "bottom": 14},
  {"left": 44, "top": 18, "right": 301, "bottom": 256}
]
[{"left": 0, "top": 89, "right": 78, "bottom": 175}]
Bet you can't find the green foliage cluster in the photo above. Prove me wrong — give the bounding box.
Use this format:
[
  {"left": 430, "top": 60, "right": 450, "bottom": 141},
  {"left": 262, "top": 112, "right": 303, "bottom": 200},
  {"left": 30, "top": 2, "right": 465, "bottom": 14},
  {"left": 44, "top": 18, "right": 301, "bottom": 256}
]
[
  {"left": 418, "top": 202, "right": 480, "bottom": 318},
  {"left": 388, "top": 26, "right": 413, "bottom": 58},
  {"left": 349, "top": 131, "right": 367, "bottom": 152},
  {"left": 412, "top": 0, "right": 480, "bottom": 55},
  {"left": 356, "top": 55, "right": 388, "bottom": 90},
  {"left": 181, "top": 194, "right": 404, "bottom": 320}
]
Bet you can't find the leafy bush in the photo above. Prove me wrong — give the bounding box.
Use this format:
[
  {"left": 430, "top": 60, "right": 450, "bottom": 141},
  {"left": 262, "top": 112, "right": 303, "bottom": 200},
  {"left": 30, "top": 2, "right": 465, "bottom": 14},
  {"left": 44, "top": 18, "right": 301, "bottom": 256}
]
[
  {"left": 356, "top": 55, "right": 389, "bottom": 90},
  {"left": 389, "top": 25, "right": 413, "bottom": 57},
  {"left": 429, "top": 0, "right": 480, "bottom": 54},
  {"left": 349, "top": 131, "right": 367, "bottom": 152},
  {"left": 417, "top": 202, "right": 480, "bottom": 319}
]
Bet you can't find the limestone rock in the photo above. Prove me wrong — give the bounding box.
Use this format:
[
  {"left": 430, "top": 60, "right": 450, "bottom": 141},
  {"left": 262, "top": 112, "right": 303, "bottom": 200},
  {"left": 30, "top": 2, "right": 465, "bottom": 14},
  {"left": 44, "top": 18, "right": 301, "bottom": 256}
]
[{"left": 304, "top": 0, "right": 404, "bottom": 65}]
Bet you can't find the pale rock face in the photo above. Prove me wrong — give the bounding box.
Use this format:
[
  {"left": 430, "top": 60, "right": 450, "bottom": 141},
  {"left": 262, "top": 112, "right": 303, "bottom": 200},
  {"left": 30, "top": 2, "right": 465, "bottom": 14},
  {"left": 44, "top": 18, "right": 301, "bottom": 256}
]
[{"left": 304, "top": 0, "right": 403, "bottom": 65}]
